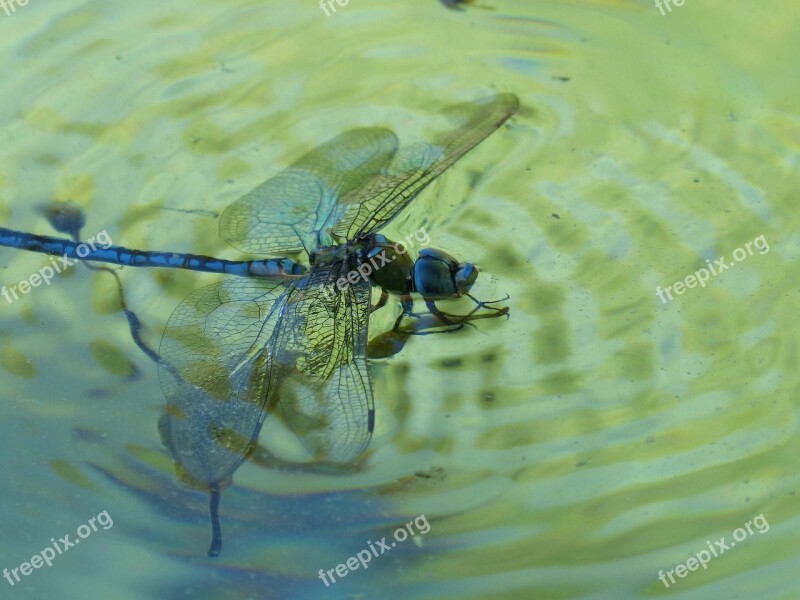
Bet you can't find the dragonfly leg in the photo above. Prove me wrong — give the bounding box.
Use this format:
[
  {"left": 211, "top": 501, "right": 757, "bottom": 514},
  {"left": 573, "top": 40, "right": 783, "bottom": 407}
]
[
  {"left": 466, "top": 292, "right": 510, "bottom": 314},
  {"left": 425, "top": 292, "right": 510, "bottom": 324},
  {"left": 392, "top": 295, "right": 415, "bottom": 332},
  {"left": 391, "top": 295, "right": 465, "bottom": 335},
  {"left": 371, "top": 289, "right": 389, "bottom": 313},
  {"left": 424, "top": 300, "right": 466, "bottom": 326}
]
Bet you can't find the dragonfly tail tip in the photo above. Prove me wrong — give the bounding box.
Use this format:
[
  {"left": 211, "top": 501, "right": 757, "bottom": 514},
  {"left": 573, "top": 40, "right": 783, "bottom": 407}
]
[{"left": 208, "top": 488, "right": 223, "bottom": 557}]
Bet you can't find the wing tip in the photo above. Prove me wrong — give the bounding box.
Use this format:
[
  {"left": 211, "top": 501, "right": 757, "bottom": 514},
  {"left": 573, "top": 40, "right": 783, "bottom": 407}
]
[{"left": 497, "top": 92, "right": 520, "bottom": 115}]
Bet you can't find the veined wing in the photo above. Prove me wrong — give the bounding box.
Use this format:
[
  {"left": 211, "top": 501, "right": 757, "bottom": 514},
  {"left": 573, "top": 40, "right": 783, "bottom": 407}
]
[
  {"left": 157, "top": 262, "right": 374, "bottom": 488},
  {"left": 219, "top": 128, "right": 398, "bottom": 255},
  {"left": 332, "top": 93, "right": 519, "bottom": 240},
  {"left": 157, "top": 276, "right": 298, "bottom": 490},
  {"left": 267, "top": 262, "right": 374, "bottom": 463}
]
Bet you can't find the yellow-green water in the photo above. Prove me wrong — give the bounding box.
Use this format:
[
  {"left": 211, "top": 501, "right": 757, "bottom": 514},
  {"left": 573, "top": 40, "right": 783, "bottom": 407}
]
[{"left": 0, "top": 1, "right": 798, "bottom": 598}]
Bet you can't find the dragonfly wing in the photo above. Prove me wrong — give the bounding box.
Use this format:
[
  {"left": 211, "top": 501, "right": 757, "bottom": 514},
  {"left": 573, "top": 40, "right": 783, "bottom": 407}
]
[
  {"left": 331, "top": 93, "right": 519, "bottom": 240},
  {"left": 268, "top": 263, "right": 374, "bottom": 463},
  {"left": 157, "top": 277, "right": 296, "bottom": 490},
  {"left": 219, "top": 128, "right": 398, "bottom": 255}
]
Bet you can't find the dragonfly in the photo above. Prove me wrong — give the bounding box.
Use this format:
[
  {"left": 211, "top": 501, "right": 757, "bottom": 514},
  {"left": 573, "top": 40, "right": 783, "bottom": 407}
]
[{"left": 0, "top": 93, "right": 518, "bottom": 556}]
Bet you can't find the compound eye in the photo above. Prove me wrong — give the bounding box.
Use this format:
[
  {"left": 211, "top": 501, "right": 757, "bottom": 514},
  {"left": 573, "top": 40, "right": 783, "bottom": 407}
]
[
  {"left": 454, "top": 263, "right": 478, "bottom": 294},
  {"left": 413, "top": 255, "right": 456, "bottom": 298}
]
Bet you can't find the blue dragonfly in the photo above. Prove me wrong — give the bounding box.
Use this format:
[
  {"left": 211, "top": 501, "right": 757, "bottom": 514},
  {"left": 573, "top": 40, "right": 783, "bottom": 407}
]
[{"left": 0, "top": 93, "right": 518, "bottom": 555}]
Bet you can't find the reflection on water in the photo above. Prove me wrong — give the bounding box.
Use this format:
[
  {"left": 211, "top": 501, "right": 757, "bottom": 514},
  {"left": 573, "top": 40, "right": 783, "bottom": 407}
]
[{"left": 0, "top": 0, "right": 798, "bottom": 599}]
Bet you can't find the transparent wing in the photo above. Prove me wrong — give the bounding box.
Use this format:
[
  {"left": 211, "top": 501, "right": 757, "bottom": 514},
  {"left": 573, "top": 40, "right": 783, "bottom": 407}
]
[
  {"left": 332, "top": 93, "right": 519, "bottom": 240},
  {"left": 267, "top": 262, "right": 374, "bottom": 463},
  {"left": 157, "top": 264, "right": 374, "bottom": 487},
  {"left": 219, "top": 128, "right": 398, "bottom": 255},
  {"left": 157, "top": 277, "right": 296, "bottom": 489}
]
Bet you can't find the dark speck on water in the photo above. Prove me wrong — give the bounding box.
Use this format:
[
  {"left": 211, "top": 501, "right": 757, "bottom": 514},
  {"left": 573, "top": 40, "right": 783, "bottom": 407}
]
[
  {"left": 415, "top": 467, "right": 445, "bottom": 480},
  {"left": 440, "top": 357, "right": 463, "bottom": 368},
  {"left": 72, "top": 427, "right": 108, "bottom": 443},
  {"left": 439, "top": 0, "right": 474, "bottom": 9}
]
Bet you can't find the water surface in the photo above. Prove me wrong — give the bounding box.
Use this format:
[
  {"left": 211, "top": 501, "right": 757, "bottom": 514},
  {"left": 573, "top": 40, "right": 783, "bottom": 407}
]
[{"left": 0, "top": 1, "right": 797, "bottom": 598}]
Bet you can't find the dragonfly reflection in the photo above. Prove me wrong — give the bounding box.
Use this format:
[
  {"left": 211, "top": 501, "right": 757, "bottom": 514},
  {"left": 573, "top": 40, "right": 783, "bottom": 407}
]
[{"left": 0, "top": 93, "right": 518, "bottom": 555}]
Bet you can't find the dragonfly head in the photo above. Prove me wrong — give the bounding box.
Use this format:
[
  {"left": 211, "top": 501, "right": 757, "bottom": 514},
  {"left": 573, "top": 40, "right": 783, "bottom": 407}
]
[
  {"left": 413, "top": 248, "right": 478, "bottom": 299},
  {"left": 454, "top": 261, "right": 479, "bottom": 293}
]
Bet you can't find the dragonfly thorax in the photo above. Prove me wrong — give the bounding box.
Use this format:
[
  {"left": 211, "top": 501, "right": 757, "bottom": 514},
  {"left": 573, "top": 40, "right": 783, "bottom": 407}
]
[
  {"left": 361, "top": 234, "right": 415, "bottom": 294},
  {"left": 309, "top": 243, "right": 351, "bottom": 267},
  {"left": 361, "top": 234, "right": 478, "bottom": 299}
]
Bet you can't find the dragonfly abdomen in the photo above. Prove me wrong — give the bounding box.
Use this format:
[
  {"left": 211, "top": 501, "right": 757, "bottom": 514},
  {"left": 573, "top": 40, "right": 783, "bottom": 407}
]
[{"left": 0, "top": 227, "right": 306, "bottom": 277}]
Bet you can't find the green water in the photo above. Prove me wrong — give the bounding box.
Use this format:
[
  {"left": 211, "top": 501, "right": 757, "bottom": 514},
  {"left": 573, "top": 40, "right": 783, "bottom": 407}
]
[{"left": 0, "top": 1, "right": 797, "bottom": 598}]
